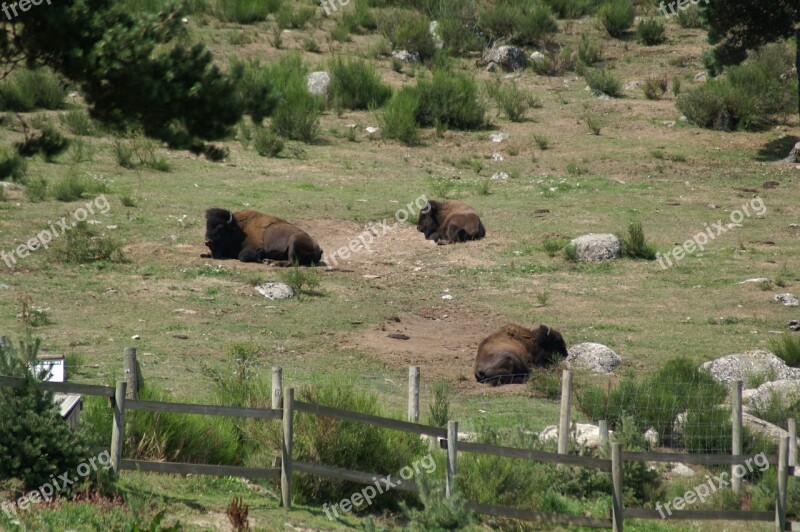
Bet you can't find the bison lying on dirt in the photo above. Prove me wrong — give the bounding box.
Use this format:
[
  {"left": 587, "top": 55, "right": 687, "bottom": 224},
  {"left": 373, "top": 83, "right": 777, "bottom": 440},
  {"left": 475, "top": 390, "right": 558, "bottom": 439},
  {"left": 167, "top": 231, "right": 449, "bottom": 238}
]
[
  {"left": 203, "top": 208, "right": 323, "bottom": 266},
  {"left": 417, "top": 200, "right": 485, "bottom": 244},
  {"left": 474, "top": 324, "right": 568, "bottom": 385}
]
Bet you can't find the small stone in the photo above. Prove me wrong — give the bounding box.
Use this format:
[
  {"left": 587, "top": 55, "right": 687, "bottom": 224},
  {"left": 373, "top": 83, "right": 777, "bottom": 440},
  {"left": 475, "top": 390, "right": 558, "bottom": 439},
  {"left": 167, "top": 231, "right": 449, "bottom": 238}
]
[
  {"left": 489, "top": 133, "right": 509, "bottom": 143},
  {"left": 391, "top": 50, "right": 419, "bottom": 63},
  {"left": 131, "top": 335, "right": 141, "bottom": 341},
  {"left": 173, "top": 308, "right": 197, "bottom": 314},
  {"left": 530, "top": 51, "right": 545, "bottom": 61},
  {"left": 491, "top": 172, "right": 509, "bottom": 180},
  {"left": 624, "top": 80, "right": 644, "bottom": 91},
  {"left": 739, "top": 278, "right": 770, "bottom": 284},
  {"left": 442, "top": 294, "right": 453, "bottom": 300},
  {"left": 670, "top": 463, "right": 695, "bottom": 477},
  {"left": 774, "top": 293, "right": 799, "bottom": 307},
  {"left": 491, "top": 153, "right": 504, "bottom": 161},
  {"left": 255, "top": 282, "right": 294, "bottom": 300},
  {"left": 365, "top": 126, "right": 379, "bottom": 134},
  {"left": 707, "top": 203, "right": 717, "bottom": 209},
  {"left": 388, "top": 333, "right": 410, "bottom": 340},
  {"left": 694, "top": 71, "right": 707, "bottom": 82},
  {"left": 591, "top": 89, "right": 610, "bottom": 100}
]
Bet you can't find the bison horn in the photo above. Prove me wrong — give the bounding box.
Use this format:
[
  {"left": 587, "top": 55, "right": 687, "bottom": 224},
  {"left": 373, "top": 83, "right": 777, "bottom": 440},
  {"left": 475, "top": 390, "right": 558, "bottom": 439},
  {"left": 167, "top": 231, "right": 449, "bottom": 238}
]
[
  {"left": 545, "top": 325, "right": 551, "bottom": 336},
  {"left": 227, "top": 212, "right": 234, "bottom": 224}
]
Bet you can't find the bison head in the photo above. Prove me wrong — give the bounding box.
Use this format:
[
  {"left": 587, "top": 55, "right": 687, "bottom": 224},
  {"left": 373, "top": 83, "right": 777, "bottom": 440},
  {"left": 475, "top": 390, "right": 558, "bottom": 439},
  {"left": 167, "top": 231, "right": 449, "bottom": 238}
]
[
  {"left": 205, "top": 208, "right": 246, "bottom": 259},
  {"left": 533, "top": 324, "right": 569, "bottom": 366},
  {"left": 416, "top": 201, "right": 439, "bottom": 239}
]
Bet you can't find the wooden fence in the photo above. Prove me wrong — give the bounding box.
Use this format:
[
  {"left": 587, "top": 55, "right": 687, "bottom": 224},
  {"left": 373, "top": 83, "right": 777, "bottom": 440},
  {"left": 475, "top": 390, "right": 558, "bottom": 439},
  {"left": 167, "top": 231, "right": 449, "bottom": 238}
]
[{"left": 1, "top": 349, "right": 799, "bottom": 531}]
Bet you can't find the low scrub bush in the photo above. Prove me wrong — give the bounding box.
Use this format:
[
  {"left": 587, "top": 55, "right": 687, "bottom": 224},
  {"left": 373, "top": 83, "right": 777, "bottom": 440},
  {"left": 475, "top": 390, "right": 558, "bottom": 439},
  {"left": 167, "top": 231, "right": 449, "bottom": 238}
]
[
  {"left": 253, "top": 127, "right": 284, "bottom": 157},
  {"left": 427, "top": 381, "right": 451, "bottom": 427},
  {"left": 52, "top": 169, "right": 107, "bottom": 202},
  {"left": 544, "top": 0, "right": 599, "bottom": 18},
  {"left": 215, "top": 0, "right": 279, "bottom": 23},
  {"left": 401, "top": 477, "right": 474, "bottom": 530},
  {"left": 0, "top": 67, "right": 66, "bottom": 112},
  {"left": 112, "top": 136, "right": 170, "bottom": 171},
  {"left": 0, "top": 145, "right": 26, "bottom": 182},
  {"left": 264, "top": 381, "right": 426, "bottom": 508},
  {"left": 531, "top": 46, "right": 577, "bottom": 76},
  {"left": 636, "top": 18, "right": 666, "bottom": 46},
  {"left": 52, "top": 221, "right": 125, "bottom": 265},
  {"left": 478, "top": 1, "right": 557, "bottom": 46},
  {"left": 60, "top": 110, "right": 95, "bottom": 136},
  {"left": 597, "top": 0, "right": 634, "bottom": 38},
  {"left": 585, "top": 68, "right": 622, "bottom": 97},
  {"left": 577, "top": 358, "right": 728, "bottom": 450},
  {"left": 379, "top": 88, "right": 420, "bottom": 145},
  {"left": 578, "top": 33, "right": 602, "bottom": 66},
  {"left": 642, "top": 73, "right": 669, "bottom": 100},
  {"left": 675, "top": 6, "right": 704, "bottom": 28},
  {"left": 232, "top": 59, "right": 281, "bottom": 126},
  {"left": 620, "top": 221, "right": 656, "bottom": 260},
  {"left": 378, "top": 8, "right": 437, "bottom": 61},
  {"left": 278, "top": 264, "right": 321, "bottom": 295},
  {"left": 677, "top": 42, "right": 797, "bottom": 131},
  {"left": 25, "top": 177, "right": 48, "bottom": 202},
  {"left": 413, "top": 71, "right": 485, "bottom": 130},
  {"left": 276, "top": 3, "right": 315, "bottom": 29},
  {"left": 437, "top": 15, "right": 485, "bottom": 54},
  {"left": 16, "top": 124, "right": 69, "bottom": 162},
  {"left": 328, "top": 57, "right": 392, "bottom": 110},
  {"left": 486, "top": 80, "right": 539, "bottom": 122},
  {"left": 265, "top": 55, "right": 324, "bottom": 142}
]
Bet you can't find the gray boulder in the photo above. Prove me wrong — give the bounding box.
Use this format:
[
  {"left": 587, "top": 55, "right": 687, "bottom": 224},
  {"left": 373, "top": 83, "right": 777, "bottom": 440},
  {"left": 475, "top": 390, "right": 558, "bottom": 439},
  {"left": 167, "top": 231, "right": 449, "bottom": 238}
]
[
  {"left": 255, "top": 282, "right": 294, "bottom": 300},
  {"left": 774, "top": 293, "right": 799, "bottom": 307},
  {"left": 569, "top": 233, "right": 621, "bottom": 262},
  {"left": 307, "top": 71, "right": 330, "bottom": 96},
  {"left": 391, "top": 50, "right": 419, "bottom": 63},
  {"left": 701, "top": 350, "right": 800, "bottom": 384},
  {"left": 567, "top": 342, "right": 622, "bottom": 374},
  {"left": 748, "top": 379, "right": 800, "bottom": 411},
  {"left": 479, "top": 45, "right": 527, "bottom": 72}
]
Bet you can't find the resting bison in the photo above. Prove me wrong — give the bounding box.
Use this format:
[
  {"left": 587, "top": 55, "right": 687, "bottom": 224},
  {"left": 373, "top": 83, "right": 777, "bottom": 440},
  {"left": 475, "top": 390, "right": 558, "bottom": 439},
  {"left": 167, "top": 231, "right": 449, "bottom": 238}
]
[
  {"left": 474, "top": 324, "right": 568, "bottom": 385},
  {"left": 203, "top": 208, "right": 323, "bottom": 266},
  {"left": 417, "top": 200, "right": 485, "bottom": 245}
]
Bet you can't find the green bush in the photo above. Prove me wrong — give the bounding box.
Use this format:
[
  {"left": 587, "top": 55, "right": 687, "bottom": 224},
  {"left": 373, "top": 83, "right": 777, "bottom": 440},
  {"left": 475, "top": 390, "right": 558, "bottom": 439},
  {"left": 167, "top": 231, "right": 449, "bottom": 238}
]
[
  {"left": 577, "top": 33, "right": 602, "bottom": 66},
  {"left": 53, "top": 221, "right": 125, "bottom": 265},
  {"left": 16, "top": 124, "right": 69, "bottom": 162},
  {"left": 232, "top": 59, "right": 281, "bottom": 125},
  {"left": 517, "top": 3, "right": 559, "bottom": 45},
  {"left": 769, "top": 334, "right": 800, "bottom": 367},
  {"left": 253, "top": 127, "right": 284, "bottom": 157},
  {"left": 486, "top": 80, "right": 537, "bottom": 122},
  {"left": 413, "top": 71, "right": 485, "bottom": 130},
  {"left": 25, "top": 177, "right": 48, "bottom": 202},
  {"left": 438, "top": 15, "right": 486, "bottom": 54},
  {"left": 427, "top": 381, "right": 451, "bottom": 427},
  {"left": 636, "top": 18, "right": 666, "bottom": 46},
  {"left": 329, "top": 57, "right": 392, "bottom": 110},
  {"left": 215, "top": 0, "right": 279, "bottom": 23},
  {"left": 620, "top": 221, "right": 656, "bottom": 260},
  {"left": 0, "top": 336, "right": 94, "bottom": 491},
  {"left": 401, "top": 477, "right": 474, "bottom": 530},
  {"left": 60, "top": 110, "right": 95, "bottom": 136},
  {"left": 380, "top": 88, "right": 420, "bottom": 145},
  {"left": 111, "top": 136, "right": 170, "bottom": 171},
  {"left": 379, "top": 8, "right": 437, "bottom": 61},
  {"left": 265, "top": 55, "right": 324, "bottom": 142},
  {"left": 265, "top": 381, "right": 426, "bottom": 508},
  {"left": 0, "top": 145, "right": 26, "bottom": 182},
  {"left": 597, "top": 0, "right": 634, "bottom": 38},
  {"left": 675, "top": 6, "right": 704, "bottom": 28},
  {"left": 531, "top": 46, "right": 576, "bottom": 76},
  {"left": 576, "top": 358, "right": 728, "bottom": 450},
  {"left": 679, "top": 42, "right": 796, "bottom": 132},
  {"left": 0, "top": 67, "right": 66, "bottom": 112},
  {"left": 276, "top": 3, "right": 316, "bottom": 29},
  {"left": 544, "top": 0, "right": 599, "bottom": 18},
  {"left": 642, "top": 74, "right": 668, "bottom": 100},
  {"left": 585, "top": 68, "right": 622, "bottom": 97},
  {"left": 477, "top": 1, "right": 557, "bottom": 45},
  {"left": 52, "top": 170, "right": 107, "bottom": 202}
]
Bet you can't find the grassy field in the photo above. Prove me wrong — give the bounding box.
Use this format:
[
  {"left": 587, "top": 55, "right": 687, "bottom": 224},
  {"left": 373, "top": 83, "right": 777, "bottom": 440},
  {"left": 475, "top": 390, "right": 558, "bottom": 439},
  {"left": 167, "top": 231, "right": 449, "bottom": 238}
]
[{"left": 0, "top": 0, "right": 798, "bottom": 529}]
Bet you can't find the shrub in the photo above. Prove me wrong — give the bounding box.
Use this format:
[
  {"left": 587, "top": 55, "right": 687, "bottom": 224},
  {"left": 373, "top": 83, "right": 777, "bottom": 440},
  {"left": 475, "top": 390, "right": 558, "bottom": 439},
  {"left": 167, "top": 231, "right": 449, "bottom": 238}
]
[
  {"left": 563, "top": 242, "right": 579, "bottom": 261},
  {"left": 0, "top": 67, "right": 66, "bottom": 112},
  {"left": 427, "top": 381, "right": 451, "bottom": 427},
  {"left": 279, "top": 264, "right": 321, "bottom": 295},
  {"left": 112, "top": 136, "right": 170, "bottom": 171},
  {"left": 401, "top": 477, "right": 473, "bottom": 530},
  {"left": 577, "top": 33, "right": 602, "bottom": 66},
  {"left": 215, "top": 0, "right": 278, "bottom": 23},
  {"left": 0, "top": 145, "right": 26, "bottom": 182},
  {"left": 486, "top": 80, "right": 537, "bottom": 122},
  {"left": 769, "top": 334, "right": 800, "bottom": 367},
  {"left": 585, "top": 68, "right": 622, "bottom": 97},
  {"left": 531, "top": 46, "right": 577, "bottom": 76},
  {"left": 544, "top": 0, "right": 599, "bottom": 19},
  {"left": 543, "top": 237, "right": 569, "bottom": 257},
  {"left": 413, "top": 71, "right": 485, "bottom": 130},
  {"left": 636, "top": 18, "right": 666, "bottom": 46},
  {"left": 675, "top": 6, "right": 703, "bottom": 28},
  {"left": 438, "top": 15, "right": 485, "bottom": 54},
  {"left": 749, "top": 388, "right": 800, "bottom": 428},
  {"left": 478, "top": 1, "right": 557, "bottom": 45},
  {"left": 517, "top": 3, "right": 559, "bottom": 45},
  {"left": 276, "top": 3, "right": 315, "bottom": 29},
  {"left": 379, "top": 8, "right": 437, "bottom": 61},
  {"left": 597, "top": 0, "right": 634, "bottom": 38},
  {"left": 533, "top": 133, "right": 550, "bottom": 149},
  {"left": 52, "top": 221, "right": 125, "bottom": 265},
  {"left": 576, "top": 357, "right": 727, "bottom": 449},
  {"left": 266, "top": 381, "right": 426, "bottom": 507},
  {"left": 52, "top": 170, "right": 106, "bottom": 202},
  {"left": 265, "top": 55, "right": 324, "bottom": 142},
  {"left": 253, "top": 127, "right": 284, "bottom": 157},
  {"left": 16, "top": 124, "right": 69, "bottom": 162},
  {"left": 642, "top": 74, "right": 669, "bottom": 100},
  {"left": 232, "top": 59, "right": 281, "bottom": 125},
  {"left": 329, "top": 57, "right": 392, "bottom": 110},
  {"left": 585, "top": 113, "right": 603, "bottom": 135},
  {"left": 380, "top": 88, "right": 420, "bottom": 145},
  {"left": 620, "top": 221, "right": 656, "bottom": 260},
  {"left": 0, "top": 335, "right": 94, "bottom": 491},
  {"left": 677, "top": 42, "right": 797, "bottom": 131},
  {"left": 25, "top": 177, "right": 48, "bottom": 202},
  {"left": 60, "top": 110, "right": 95, "bottom": 136}
]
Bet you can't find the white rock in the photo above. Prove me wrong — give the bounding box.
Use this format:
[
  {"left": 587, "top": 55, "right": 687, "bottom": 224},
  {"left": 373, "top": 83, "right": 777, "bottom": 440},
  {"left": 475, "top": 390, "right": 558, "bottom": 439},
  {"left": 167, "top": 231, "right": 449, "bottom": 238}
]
[
  {"left": 739, "top": 278, "right": 770, "bottom": 284},
  {"left": 530, "top": 51, "right": 545, "bottom": 61},
  {"left": 255, "top": 282, "right": 294, "bottom": 300},
  {"left": 701, "top": 350, "right": 800, "bottom": 384},
  {"left": 540, "top": 423, "right": 607, "bottom": 448},
  {"left": 774, "top": 293, "right": 799, "bottom": 306},
  {"left": 624, "top": 80, "right": 645, "bottom": 90},
  {"left": 491, "top": 153, "right": 504, "bottom": 161},
  {"left": 491, "top": 172, "right": 509, "bottom": 180},
  {"left": 670, "top": 463, "right": 695, "bottom": 477},
  {"left": 567, "top": 342, "right": 622, "bottom": 374},
  {"left": 490, "top": 133, "right": 509, "bottom": 143},
  {"left": 429, "top": 21, "right": 443, "bottom": 50},
  {"left": 131, "top": 335, "right": 141, "bottom": 341},
  {"left": 306, "top": 71, "right": 330, "bottom": 96},
  {"left": 391, "top": 50, "right": 419, "bottom": 63},
  {"left": 173, "top": 308, "right": 197, "bottom": 315},
  {"left": 694, "top": 72, "right": 707, "bottom": 82},
  {"left": 644, "top": 428, "right": 659, "bottom": 446},
  {"left": 365, "top": 126, "right": 380, "bottom": 134},
  {"left": 480, "top": 45, "right": 527, "bottom": 72},
  {"left": 748, "top": 380, "right": 800, "bottom": 411},
  {"left": 569, "top": 233, "right": 621, "bottom": 262}
]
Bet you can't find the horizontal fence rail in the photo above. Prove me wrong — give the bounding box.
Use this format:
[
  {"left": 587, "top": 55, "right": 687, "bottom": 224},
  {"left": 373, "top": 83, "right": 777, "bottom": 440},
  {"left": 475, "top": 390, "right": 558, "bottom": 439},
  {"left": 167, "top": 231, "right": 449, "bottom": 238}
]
[
  {"left": 126, "top": 399, "right": 282, "bottom": 420},
  {"left": 455, "top": 440, "right": 612, "bottom": 471},
  {"left": 121, "top": 460, "right": 280, "bottom": 480},
  {"left": 625, "top": 508, "right": 775, "bottom": 521},
  {"left": 294, "top": 400, "right": 447, "bottom": 438},
  {"left": 0, "top": 375, "right": 115, "bottom": 397}
]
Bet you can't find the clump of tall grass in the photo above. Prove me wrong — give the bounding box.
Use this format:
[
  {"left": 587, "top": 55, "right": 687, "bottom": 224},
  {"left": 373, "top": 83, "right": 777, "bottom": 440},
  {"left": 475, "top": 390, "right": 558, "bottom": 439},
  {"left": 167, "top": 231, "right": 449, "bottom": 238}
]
[
  {"left": 485, "top": 80, "right": 538, "bottom": 122},
  {"left": 584, "top": 68, "right": 622, "bottom": 97},
  {"left": 619, "top": 221, "right": 656, "bottom": 260},
  {"left": 328, "top": 57, "right": 392, "bottom": 110},
  {"left": 60, "top": 110, "right": 95, "bottom": 136},
  {"left": 769, "top": 334, "right": 800, "bottom": 367},
  {"left": 264, "top": 54, "right": 324, "bottom": 142},
  {"left": 378, "top": 8, "right": 437, "bottom": 61},
  {"left": 0, "top": 67, "right": 66, "bottom": 111},
  {"left": 636, "top": 18, "right": 666, "bottom": 46},
  {"left": 215, "top": 0, "right": 279, "bottom": 23},
  {"left": 597, "top": 0, "right": 634, "bottom": 38},
  {"left": 379, "top": 88, "right": 420, "bottom": 145},
  {"left": 52, "top": 169, "right": 107, "bottom": 202},
  {"left": 0, "top": 145, "right": 26, "bottom": 182},
  {"left": 52, "top": 221, "right": 125, "bottom": 265}
]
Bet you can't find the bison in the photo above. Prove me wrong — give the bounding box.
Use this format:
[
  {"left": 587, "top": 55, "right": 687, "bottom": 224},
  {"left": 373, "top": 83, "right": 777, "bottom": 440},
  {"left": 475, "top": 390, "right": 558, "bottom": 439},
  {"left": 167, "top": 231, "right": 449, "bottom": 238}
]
[
  {"left": 417, "top": 200, "right": 485, "bottom": 245},
  {"left": 474, "top": 324, "right": 568, "bottom": 385},
  {"left": 203, "top": 208, "right": 323, "bottom": 266}
]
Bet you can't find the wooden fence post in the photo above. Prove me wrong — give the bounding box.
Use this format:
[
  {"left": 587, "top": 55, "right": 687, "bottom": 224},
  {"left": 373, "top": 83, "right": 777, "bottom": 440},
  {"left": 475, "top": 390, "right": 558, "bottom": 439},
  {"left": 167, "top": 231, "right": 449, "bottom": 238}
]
[
  {"left": 788, "top": 418, "right": 797, "bottom": 468},
  {"left": 408, "top": 366, "right": 420, "bottom": 423},
  {"left": 776, "top": 436, "right": 788, "bottom": 532},
  {"left": 599, "top": 420, "right": 609, "bottom": 451},
  {"left": 271, "top": 367, "right": 283, "bottom": 410},
  {"left": 731, "top": 380, "right": 742, "bottom": 495},
  {"left": 446, "top": 420, "right": 458, "bottom": 498},
  {"left": 123, "top": 348, "right": 139, "bottom": 400},
  {"left": 558, "top": 370, "right": 572, "bottom": 455},
  {"left": 110, "top": 380, "right": 127, "bottom": 476},
  {"left": 611, "top": 442, "right": 623, "bottom": 532},
  {"left": 281, "top": 387, "right": 294, "bottom": 508}
]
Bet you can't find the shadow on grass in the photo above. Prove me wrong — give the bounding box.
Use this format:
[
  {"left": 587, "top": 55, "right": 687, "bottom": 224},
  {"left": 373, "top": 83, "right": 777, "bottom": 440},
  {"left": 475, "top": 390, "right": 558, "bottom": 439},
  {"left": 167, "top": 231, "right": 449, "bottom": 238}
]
[{"left": 755, "top": 135, "right": 799, "bottom": 162}]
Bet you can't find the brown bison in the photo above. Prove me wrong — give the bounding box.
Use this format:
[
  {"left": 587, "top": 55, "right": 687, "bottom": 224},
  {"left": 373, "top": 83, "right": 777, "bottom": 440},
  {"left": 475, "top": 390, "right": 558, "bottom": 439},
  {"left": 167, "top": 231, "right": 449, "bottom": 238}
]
[
  {"left": 417, "top": 200, "right": 485, "bottom": 244},
  {"left": 474, "top": 324, "right": 568, "bottom": 385},
  {"left": 203, "top": 208, "right": 323, "bottom": 266}
]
